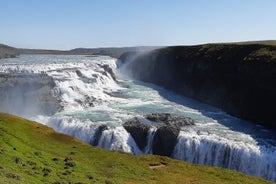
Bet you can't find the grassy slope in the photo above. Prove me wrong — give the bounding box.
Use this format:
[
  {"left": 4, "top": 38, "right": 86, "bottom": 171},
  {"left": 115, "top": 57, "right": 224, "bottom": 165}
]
[{"left": 0, "top": 113, "right": 273, "bottom": 184}]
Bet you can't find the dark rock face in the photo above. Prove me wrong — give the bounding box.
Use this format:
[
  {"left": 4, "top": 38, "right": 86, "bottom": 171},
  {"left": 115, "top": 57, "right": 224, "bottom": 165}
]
[
  {"left": 152, "top": 125, "right": 179, "bottom": 156},
  {"left": 121, "top": 44, "right": 276, "bottom": 129},
  {"left": 91, "top": 125, "right": 108, "bottom": 146},
  {"left": 0, "top": 73, "right": 61, "bottom": 117},
  {"left": 147, "top": 113, "right": 195, "bottom": 156},
  {"left": 123, "top": 113, "right": 195, "bottom": 156},
  {"left": 123, "top": 118, "right": 151, "bottom": 151}
]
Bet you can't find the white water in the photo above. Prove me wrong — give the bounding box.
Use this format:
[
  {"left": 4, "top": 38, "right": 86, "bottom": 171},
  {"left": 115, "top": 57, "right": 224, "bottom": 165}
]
[{"left": 1, "top": 54, "right": 276, "bottom": 181}]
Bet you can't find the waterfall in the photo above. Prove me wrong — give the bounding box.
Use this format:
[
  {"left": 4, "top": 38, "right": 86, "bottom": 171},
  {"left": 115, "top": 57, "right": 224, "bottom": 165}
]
[
  {"left": 144, "top": 127, "right": 157, "bottom": 154},
  {"left": 172, "top": 131, "right": 276, "bottom": 181},
  {"left": 1, "top": 54, "right": 276, "bottom": 182},
  {"left": 97, "top": 127, "right": 142, "bottom": 154}
]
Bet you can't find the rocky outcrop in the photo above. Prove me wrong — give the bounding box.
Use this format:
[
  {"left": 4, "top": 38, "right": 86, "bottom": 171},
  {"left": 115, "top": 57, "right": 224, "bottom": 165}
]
[
  {"left": 152, "top": 125, "right": 179, "bottom": 156},
  {"left": 123, "top": 113, "right": 195, "bottom": 156},
  {"left": 147, "top": 113, "right": 195, "bottom": 156},
  {"left": 120, "top": 44, "right": 276, "bottom": 129},
  {"left": 123, "top": 118, "right": 151, "bottom": 151},
  {"left": 0, "top": 73, "right": 61, "bottom": 117}
]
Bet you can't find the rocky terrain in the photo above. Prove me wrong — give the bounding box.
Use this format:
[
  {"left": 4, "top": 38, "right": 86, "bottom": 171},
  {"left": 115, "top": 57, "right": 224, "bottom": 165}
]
[{"left": 119, "top": 43, "right": 276, "bottom": 129}]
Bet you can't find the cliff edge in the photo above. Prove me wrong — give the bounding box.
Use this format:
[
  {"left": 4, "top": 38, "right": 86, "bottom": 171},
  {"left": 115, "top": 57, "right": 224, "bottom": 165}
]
[{"left": 120, "top": 43, "right": 276, "bottom": 129}]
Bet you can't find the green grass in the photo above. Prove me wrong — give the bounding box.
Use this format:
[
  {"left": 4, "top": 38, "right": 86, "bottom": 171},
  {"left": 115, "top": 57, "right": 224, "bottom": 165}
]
[{"left": 0, "top": 113, "right": 273, "bottom": 184}]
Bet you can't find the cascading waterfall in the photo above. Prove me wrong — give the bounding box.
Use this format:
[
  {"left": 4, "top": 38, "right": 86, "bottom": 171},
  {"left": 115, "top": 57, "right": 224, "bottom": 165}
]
[
  {"left": 144, "top": 127, "right": 157, "bottom": 154},
  {"left": 172, "top": 131, "right": 276, "bottom": 181},
  {"left": 0, "top": 54, "right": 275, "bottom": 181},
  {"left": 97, "top": 127, "right": 142, "bottom": 154}
]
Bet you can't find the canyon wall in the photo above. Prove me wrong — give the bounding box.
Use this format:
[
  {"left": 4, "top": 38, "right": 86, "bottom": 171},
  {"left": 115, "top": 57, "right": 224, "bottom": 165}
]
[{"left": 120, "top": 44, "right": 276, "bottom": 129}]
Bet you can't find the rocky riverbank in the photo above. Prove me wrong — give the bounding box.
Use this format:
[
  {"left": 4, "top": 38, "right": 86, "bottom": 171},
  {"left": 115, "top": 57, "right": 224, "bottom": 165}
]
[{"left": 119, "top": 44, "right": 276, "bottom": 129}]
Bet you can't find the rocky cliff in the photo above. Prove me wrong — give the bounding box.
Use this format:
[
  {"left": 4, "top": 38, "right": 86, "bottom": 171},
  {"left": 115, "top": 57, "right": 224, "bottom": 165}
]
[{"left": 119, "top": 44, "right": 276, "bottom": 129}]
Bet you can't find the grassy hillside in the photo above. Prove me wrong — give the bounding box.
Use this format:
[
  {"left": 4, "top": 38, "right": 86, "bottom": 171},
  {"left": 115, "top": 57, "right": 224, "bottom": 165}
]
[{"left": 0, "top": 113, "right": 273, "bottom": 184}]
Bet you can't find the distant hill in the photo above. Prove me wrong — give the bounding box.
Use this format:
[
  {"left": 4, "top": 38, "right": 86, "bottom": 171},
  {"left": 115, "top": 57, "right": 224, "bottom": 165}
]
[
  {"left": 1, "top": 41, "right": 276, "bottom": 59},
  {"left": 0, "top": 113, "right": 272, "bottom": 184},
  {"left": 0, "top": 44, "right": 19, "bottom": 59},
  {"left": 0, "top": 45, "right": 160, "bottom": 59},
  {"left": 18, "top": 48, "right": 69, "bottom": 55},
  {"left": 69, "top": 46, "right": 161, "bottom": 58}
]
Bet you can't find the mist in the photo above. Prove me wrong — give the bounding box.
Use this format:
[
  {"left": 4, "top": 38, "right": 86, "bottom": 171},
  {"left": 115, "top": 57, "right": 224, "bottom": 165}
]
[
  {"left": 116, "top": 47, "right": 160, "bottom": 80},
  {"left": 0, "top": 73, "right": 61, "bottom": 118}
]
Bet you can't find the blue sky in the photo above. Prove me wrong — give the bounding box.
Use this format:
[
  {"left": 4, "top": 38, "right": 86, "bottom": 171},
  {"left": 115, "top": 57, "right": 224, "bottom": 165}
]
[{"left": 0, "top": 0, "right": 275, "bottom": 49}]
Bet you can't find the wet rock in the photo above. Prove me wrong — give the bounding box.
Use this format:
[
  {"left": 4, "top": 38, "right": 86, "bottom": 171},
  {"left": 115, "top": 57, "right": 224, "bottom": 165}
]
[
  {"left": 76, "top": 70, "right": 85, "bottom": 78},
  {"left": 152, "top": 125, "right": 179, "bottom": 156},
  {"left": 123, "top": 117, "right": 151, "bottom": 151},
  {"left": 102, "top": 64, "right": 117, "bottom": 82},
  {"left": 145, "top": 113, "right": 195, "bottom": 127},
  {"left": 146, "top": 113, "right": 195, "bottom": 156},
  {"left": 91, "top": 125, "right": 108, "bottom": 146},
  {"left": 123, "top": 113, "right": 195, "bottom": 156}
]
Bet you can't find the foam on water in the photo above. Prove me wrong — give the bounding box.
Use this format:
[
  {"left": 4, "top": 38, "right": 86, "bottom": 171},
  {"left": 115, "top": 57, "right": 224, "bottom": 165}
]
[{"left": 1, "top": 54, "right": 276, "bottom": 181}]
